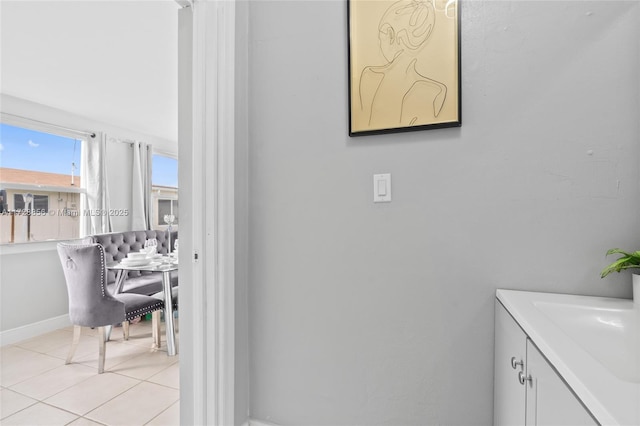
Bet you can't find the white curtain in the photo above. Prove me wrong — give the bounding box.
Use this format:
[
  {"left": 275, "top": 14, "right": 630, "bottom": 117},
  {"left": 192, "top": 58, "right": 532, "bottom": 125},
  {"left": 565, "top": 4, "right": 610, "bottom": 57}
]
[
  {"left": 102, "top": 136, "right": 153, "bottom": 232},
  {"left": 130, "top": 141, "right": 152, "bottom": 230},
  {"left": 80, "top": 132, "right": 112, "bottom": 236}
]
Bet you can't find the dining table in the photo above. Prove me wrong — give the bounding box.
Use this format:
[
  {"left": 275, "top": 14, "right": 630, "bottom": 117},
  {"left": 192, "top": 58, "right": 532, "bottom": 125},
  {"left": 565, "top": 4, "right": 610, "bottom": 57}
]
[{"left": 107, "top": 256, "right": 179, "bottom": 356}]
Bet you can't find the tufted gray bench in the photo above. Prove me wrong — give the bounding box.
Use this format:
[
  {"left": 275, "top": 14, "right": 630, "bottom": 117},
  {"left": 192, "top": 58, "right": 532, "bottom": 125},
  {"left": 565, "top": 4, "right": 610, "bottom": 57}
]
[{"left": 88, "top": 230, "right": 178, "bottom": 296}]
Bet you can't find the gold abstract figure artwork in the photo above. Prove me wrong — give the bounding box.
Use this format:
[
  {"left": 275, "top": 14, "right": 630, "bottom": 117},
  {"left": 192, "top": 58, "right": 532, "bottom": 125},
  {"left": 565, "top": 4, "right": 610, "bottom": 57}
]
[{"left": 349, "top": 0, "right": 460, "bottom": 135}]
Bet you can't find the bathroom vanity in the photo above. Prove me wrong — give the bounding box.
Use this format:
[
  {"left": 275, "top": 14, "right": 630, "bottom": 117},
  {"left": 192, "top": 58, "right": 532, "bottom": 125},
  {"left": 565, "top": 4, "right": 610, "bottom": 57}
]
[{"left": 494, "top": 290, "right": 640, "bottom": 425}]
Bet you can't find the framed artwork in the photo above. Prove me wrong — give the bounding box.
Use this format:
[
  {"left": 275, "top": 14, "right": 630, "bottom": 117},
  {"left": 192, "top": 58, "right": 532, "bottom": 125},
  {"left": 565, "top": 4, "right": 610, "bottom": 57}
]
[{"left": 348, "top": 0, "right": 461, "bottom": 136}]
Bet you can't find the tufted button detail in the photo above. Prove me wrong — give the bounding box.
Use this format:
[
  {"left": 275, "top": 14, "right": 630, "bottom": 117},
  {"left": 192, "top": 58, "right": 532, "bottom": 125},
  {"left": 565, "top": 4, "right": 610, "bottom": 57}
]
[{"left": 87, "top": 230, "right": 177, "bottom": 289}]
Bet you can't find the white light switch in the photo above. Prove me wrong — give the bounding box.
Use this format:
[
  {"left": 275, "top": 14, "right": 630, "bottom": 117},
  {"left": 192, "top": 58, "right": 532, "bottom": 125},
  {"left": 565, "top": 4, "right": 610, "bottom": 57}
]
[
  {"left": 378, "top": 180, "right": 387, "bottom": 196},
  {"left": 373, "top": 173, "right": 391, "bottom": 202}
]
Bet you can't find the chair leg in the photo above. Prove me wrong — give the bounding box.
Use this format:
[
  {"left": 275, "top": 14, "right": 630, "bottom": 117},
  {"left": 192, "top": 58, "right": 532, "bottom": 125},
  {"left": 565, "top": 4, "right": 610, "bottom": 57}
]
[
  {"left": 66, "top": 325, "right": 82, "bottom": 365},
  {"left": 151, "top": 318, "right": 156, "bottom": 348},
  {"left": 122, "top": 321, "right": 130, "bottom": 340},
  {"left": 152, "top": 311, "right": 161, "bottom": 349},
  {"left": 98, "top": 326, "right": 106, "bottom": 374}
]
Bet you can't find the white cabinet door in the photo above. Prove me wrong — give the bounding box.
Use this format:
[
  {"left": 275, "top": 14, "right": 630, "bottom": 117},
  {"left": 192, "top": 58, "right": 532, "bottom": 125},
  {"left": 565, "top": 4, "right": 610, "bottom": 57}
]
[
  {"left": 525, "top": 340, "right": 597, "bottom": 426},
  {"left": 494, "top": 301, "right": 528, "bottom": 426}
]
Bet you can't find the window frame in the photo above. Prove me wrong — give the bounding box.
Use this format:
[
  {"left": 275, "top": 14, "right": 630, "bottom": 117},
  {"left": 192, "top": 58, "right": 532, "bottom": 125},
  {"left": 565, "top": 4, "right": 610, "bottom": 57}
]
[
  {"left": 157, "top": 198, "right": 179, "bottom": 225},
  {"left": 0, "top": 113, "right": 91, "bottom": 245},
  {"left": 13, "top": 194, "right": 49, "bottom": 212}
]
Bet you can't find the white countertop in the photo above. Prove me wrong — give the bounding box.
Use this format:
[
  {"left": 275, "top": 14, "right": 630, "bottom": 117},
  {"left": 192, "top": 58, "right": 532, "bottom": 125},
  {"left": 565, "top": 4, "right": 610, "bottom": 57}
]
[{"left": 497, "top": 289, "right": 640, "bottom": 426}]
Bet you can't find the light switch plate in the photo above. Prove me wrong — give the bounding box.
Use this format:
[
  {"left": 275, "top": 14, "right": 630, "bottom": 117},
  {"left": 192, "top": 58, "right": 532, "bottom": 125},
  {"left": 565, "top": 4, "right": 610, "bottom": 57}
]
[{"left": 373, "top": 173, "right": 391, "bottom": 202}]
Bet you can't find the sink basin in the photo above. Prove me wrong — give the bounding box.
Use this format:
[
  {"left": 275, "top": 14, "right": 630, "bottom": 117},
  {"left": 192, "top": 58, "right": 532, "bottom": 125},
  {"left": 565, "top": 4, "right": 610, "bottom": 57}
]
[{"left": 534, "top": 301, "right": 640, "bottom": 383}]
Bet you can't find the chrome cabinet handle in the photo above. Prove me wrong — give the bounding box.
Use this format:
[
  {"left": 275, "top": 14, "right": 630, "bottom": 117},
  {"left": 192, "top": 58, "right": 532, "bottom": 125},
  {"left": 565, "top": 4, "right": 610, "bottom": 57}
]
[
  {"left": 511, "top": 356, "right": 524, "bottom": 369},
  {"left": 518, "top": 371, "right": 532, "bottom": 385}
]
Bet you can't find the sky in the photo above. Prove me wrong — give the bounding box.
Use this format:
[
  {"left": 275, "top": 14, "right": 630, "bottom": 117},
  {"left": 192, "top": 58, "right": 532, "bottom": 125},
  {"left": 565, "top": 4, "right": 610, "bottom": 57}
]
[
  {"left": 152, "top": 154, "right": 178, "bottom": 188},
  {"left": 0, "top": 123, "right": 178, "bottom": 187}
]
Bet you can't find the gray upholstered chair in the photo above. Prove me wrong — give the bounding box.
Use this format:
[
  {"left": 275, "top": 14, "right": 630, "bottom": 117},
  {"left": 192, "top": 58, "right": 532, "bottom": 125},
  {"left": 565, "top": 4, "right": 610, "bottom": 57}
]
[
  {"left": 151, "top": 286, "right": 179, "bottom": 307},
  {"left": 57, "top": 242, "right": 165, "bottom": 373}
]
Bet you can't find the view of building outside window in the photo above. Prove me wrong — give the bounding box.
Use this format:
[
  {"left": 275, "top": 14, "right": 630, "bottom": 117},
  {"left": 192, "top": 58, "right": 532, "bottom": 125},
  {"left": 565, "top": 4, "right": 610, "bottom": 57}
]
[
  {"left": 158, "top": 199, "right": 179, "bottom": 225},
  {"left": 14, "top": 194, "right": 49, "bottom": 211},
  {"left": 0, "top": 123, "right": 84, "bottom": 243},
  {"left": 152, "top": 154, "right": 178, "bottom": 230}
]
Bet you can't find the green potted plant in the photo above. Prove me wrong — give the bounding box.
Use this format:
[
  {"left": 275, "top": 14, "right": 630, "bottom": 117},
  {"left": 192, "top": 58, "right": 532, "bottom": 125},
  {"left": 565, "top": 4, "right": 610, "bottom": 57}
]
[{"left": 601, "top": 248, "right": 640, "bottom": 308}]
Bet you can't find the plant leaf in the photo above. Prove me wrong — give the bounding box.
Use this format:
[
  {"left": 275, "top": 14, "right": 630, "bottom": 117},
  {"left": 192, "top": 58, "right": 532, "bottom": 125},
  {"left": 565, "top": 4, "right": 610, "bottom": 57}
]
[
  {"left": 601, "top": 248, "right": 640, "bottom": 278},
  {"left": 605, "top": 248, "right": 633, "bottom": 257}
]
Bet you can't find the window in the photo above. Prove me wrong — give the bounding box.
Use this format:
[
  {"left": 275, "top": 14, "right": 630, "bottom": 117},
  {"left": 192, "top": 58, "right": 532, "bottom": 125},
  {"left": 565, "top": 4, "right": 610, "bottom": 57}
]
[
  {"left": 152, "top": 154, "right": 178, "bottom": 188},
  {"left": 152, "top": 154, "right": 178, "bottom": 230},
  {"left": 0, "top": 189, "right": 7, "bottom": 212},
  {"left": 157, "top": 199, "right": 179, "bottom": 225},
  {"left": 0, "top": 120, "right": 86, "bottom": 243},
  {"left": 13, "top": 194, "right": 49, "bottom": 212}
]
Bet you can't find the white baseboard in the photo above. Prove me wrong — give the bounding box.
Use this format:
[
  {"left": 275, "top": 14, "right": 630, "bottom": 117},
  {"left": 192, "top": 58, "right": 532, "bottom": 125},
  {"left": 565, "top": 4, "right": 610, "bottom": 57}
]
[
  {"left": 249, "top": 419, "right": 281, "bottom": 426},
  {"left": 0, "top": 314, "right": 71, "bottom": 347}
]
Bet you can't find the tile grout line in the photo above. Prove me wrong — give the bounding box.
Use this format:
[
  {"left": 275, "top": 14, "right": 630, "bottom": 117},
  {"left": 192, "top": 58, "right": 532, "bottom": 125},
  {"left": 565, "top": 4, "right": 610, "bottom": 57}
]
[
  {"left": 0, "top": 388, "right": 39, "bottom": 421},
  {"left": 3, "top": 349, "right": 144, "bottom": 420},
  {"left": 56, "top": 364, "right": 180, "bottom": 423},
  {"left": 143, "top": 400, "right": 180, "bottom": 426},
  {"left": 82, "top": 380, "right": 178, "bottom": 425},
  {"left": 0, "top": 398, "right": 82, "bottom": 424},
  {"left": 69, "top": 376, "right": 144, "bottom": 421},
  {"left": 0, "top": 345, "right": 65, "bottom": 388},
  {"left": 2, "top": 323, "right": 179, "bottom": 426}
]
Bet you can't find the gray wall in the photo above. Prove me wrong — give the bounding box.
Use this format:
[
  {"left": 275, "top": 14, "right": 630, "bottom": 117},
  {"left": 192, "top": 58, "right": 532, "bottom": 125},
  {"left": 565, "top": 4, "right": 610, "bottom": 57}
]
[
  {"left": 247, "top": 1, "right": 640, "bottom": 425},
  {"left": 0, "top": 249, "right": 69, "bottom": 330}
]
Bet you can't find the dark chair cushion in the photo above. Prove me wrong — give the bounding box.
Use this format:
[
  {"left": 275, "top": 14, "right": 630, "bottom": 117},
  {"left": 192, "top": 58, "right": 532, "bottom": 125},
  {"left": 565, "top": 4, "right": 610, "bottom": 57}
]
[
  {"left": 151, "top": 286, "right": 179, "bottom": 309},
  {"left": 114, "top": 293, "right": 165, "bottom": 322}
]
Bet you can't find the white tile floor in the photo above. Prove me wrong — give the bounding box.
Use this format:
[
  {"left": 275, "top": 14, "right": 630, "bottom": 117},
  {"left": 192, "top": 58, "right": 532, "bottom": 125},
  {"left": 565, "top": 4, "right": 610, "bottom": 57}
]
[{"left": 0, "top": 319, "right": 179, "bottom": 425}]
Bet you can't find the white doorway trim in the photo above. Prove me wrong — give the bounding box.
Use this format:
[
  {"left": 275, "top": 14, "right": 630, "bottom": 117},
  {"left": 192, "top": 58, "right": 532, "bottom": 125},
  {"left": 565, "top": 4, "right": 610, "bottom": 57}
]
[{"left": 178, "top": 1, "right": 236, "bottom": 424}]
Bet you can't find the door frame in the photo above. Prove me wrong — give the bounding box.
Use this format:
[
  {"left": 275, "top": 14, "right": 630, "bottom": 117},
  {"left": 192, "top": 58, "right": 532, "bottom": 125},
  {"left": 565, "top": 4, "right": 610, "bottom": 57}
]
[{"left": 178, "top": 1, "right": 236, "bottom": 424}]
